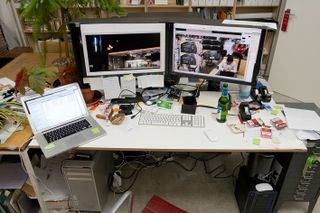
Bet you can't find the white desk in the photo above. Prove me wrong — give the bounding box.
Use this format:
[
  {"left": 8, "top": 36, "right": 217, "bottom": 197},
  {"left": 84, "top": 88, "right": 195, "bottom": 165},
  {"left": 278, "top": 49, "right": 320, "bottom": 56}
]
[{"left": 29, "top": 91, "right": 307, "bottom": 153}]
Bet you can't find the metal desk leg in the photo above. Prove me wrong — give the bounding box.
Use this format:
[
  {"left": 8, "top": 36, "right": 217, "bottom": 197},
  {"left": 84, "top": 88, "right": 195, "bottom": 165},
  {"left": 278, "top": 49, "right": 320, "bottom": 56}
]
[
  {"left": 308, "top": 188, "right": 320, "bottom": 213},
  {"left": 20, "top": 149, "right": 48, "bottom": 213}
]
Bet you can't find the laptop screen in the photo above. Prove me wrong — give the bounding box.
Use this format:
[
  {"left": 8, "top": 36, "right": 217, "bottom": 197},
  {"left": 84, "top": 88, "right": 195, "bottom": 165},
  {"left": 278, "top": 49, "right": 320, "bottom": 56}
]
[{"left": 24, "top": 84, "right": 87, "bottom": 132}]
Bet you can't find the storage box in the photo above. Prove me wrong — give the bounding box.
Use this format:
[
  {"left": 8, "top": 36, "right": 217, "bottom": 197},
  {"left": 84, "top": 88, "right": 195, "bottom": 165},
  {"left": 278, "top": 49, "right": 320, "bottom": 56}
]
[
  {"left": 192, "top": 0, "right": 199, "bottom": 6},
  {"left": 155, "top": 0, "right": 168, "bottom": 4},
  {"left": 198, "top": 0, "right": 206, "bottom": 6},
  {"left": 227, "top": 0, "right": 234, "bottom": 6},
  {"left": 220, "top": 0, "right": 228, "bottom": 6}
]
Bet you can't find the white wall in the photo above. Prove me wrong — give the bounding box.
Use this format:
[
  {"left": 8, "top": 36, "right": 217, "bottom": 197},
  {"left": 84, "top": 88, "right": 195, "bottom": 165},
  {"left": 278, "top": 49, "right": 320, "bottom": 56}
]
[
  {"left": 269, "top": 0, "right": 320, "bottom": 107},
  {"left": 0, "top": 1, "right": 24, "bottom": 49}
]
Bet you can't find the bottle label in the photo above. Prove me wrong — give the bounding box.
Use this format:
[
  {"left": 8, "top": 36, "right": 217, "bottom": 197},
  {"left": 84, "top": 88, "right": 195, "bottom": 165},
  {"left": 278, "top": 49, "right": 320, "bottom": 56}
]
[{"left": 217, "top": 106, "right": 222, "bottom": 120}]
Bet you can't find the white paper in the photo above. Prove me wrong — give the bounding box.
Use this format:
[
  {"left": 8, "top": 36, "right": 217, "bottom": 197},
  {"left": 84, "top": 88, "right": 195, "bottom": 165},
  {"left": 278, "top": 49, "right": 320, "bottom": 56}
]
[
  {"left": 295, "top": 130, "right": 320, "bottom": 141},
  {"left": 120, "top": 74, "right": 136, "bottom": 97},
  {"left": 197, "top": 91, "right": 219, "bottom": 107},
  {"left": 0, "top": 77, "right": 15, "bottom": 87},
  {"left": 137, "top": 75, "right": 164, "bottom": 89},
  {"left": 103, "top": 77, "right": 121, "bottom": 100},
  {"left": 89, "top": 77, "right": 103, "bottom": 90},
  {"left": 0, "top": 122, "right": 21, "bottom": 145},
  {"left": 284, "top": 107, "right": 320, "bottom": 131}
]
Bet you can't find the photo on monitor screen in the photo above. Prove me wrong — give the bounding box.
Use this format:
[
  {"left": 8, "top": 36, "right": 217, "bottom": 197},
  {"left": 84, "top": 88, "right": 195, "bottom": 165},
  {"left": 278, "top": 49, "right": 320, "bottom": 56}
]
[
  {"left": 173, "top": 23, "right": 263, "bottom": 83},
  {"left": 80, "top": 23, "right": 166, "bottom": 76},
  {"left": 85, "top": 33, "right": 160, "bottom": 72}
]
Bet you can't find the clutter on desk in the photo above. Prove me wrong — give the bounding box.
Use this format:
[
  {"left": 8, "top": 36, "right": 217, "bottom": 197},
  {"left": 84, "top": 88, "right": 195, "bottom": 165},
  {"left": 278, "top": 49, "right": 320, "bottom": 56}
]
[
  {"left": 107, "top": 104, "right": 126, "bottom": 125},
  {"left": 0, "top": 85, "right": 26, "bottom": 144},
  {"left": 270, "top": 117, "right": 287, "bottom": 130},
  {"left": 157, "top": 100, "right": 173, "bottom": 109},
  {"left": 251, "top": 80, "right": 272, "bottom": 103},
  {"left": 227, "top": 121, "right": 245, "bottom": 134},
  {"left": 239, "top": 102, "right": 251, "bottom": 122}
]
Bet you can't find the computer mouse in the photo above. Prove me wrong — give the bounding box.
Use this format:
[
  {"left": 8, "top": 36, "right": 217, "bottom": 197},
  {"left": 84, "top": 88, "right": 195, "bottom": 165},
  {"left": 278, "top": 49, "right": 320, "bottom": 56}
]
[{"left": 255, "top": 183, "right": 273, "bottom": 192}]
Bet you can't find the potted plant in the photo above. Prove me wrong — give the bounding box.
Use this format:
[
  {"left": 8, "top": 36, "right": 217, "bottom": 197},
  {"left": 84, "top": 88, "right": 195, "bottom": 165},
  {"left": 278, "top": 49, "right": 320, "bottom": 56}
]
[{"left": 14, "top": 0, "right": 124, "bottom": 95}]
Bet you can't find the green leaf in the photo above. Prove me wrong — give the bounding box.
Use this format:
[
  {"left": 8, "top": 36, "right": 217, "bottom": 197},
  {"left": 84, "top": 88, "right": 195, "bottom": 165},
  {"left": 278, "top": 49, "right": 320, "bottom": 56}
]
[
  {"left": 28, "top": 65, "right": 46, "bottom": 95},
  {"left": 43, "top": 66, "right": 59, "bottom": 85}
]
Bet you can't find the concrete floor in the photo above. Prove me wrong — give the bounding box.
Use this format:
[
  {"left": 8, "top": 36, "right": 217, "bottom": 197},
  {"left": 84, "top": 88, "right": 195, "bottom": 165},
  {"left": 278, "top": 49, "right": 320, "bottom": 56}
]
[
  {"left": 102, "top": 92, "right": 320, "bottom": 213},
  {"left": 105, "top": 154, "right": 320, "bottom": 213}
]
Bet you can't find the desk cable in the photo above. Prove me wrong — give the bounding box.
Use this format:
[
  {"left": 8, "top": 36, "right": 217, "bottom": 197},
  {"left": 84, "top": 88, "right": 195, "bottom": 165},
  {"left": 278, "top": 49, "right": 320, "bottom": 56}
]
[{"left": 109, "top": 152, "right": 245, "bottom": 194}]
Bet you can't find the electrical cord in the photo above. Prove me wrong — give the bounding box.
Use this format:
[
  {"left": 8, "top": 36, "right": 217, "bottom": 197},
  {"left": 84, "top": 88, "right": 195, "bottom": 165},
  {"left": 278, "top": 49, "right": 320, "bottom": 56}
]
[
  {"left": 118, "top": 89, "right": 137, "bottom": 98},
  {"left": 131, "top": 102, "right": 142, "bottom": 119},
  {"left": 196, "top": 105, "right": 217, "bottom": 109},
  {"left": 167, "top": 159, "right": 198, "bottom": 172}
]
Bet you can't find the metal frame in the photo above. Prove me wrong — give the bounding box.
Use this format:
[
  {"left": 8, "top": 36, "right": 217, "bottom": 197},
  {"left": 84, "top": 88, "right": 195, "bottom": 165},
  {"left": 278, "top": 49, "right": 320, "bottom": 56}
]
[{"left": 0, "top": 148, "right": 48, "bottom": 212}]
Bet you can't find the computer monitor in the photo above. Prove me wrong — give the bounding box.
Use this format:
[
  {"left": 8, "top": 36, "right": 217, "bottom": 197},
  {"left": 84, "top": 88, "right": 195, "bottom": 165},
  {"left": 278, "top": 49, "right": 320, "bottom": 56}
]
[
  {"left": 72, "top": 22, "right": 166, "bottom": 77},
  {"left": 172, "top": 23, "right": 266, "bottom": 86}
]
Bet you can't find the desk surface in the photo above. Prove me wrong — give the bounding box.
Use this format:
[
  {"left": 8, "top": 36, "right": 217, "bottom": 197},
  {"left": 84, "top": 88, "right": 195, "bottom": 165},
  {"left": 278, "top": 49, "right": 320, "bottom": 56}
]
[
  {"left": 0, "top": 53, "right": 307, "bottom": 153},
  {"left": 29, "top": 92, "right": 307, "bottom": 152},
  {"left": 0, "top": 53, "right": 60, "bottom": 81}
]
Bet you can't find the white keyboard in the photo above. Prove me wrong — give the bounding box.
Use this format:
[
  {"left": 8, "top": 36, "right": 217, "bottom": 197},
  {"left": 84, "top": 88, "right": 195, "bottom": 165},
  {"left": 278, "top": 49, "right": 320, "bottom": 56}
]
[{"left": 138, "top": 112, "right": 205, "bottom": 128}]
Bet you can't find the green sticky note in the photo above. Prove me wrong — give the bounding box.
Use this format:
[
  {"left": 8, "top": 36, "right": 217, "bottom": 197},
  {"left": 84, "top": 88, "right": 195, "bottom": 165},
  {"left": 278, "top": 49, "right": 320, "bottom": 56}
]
[
  {"left": 271, "top": 109, "right": 279, "bottom": 115},
  {"left": 253, "top": 138, "right": 261, "bottom": 145},
  {"left": 272, "top": 137, "right": 281, "bottom": 144},
  {"left": 45, "top": 143, "right": 55, "bottom": 150},
  {"left": 273, "top": 105, "right": 282, "bottom": 110},
  {"left": 91, "top": 127, "right": 100, "bottom": 134}
]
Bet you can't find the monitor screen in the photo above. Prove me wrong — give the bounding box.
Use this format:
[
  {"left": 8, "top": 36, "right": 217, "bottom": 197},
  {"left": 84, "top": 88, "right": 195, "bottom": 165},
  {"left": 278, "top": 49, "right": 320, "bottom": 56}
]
[
  {"left": 80, "top": 23, "right": 166, "bottom": 76},
  {"left": 172, "top": 23, "right": 264, "bottom": 85}
]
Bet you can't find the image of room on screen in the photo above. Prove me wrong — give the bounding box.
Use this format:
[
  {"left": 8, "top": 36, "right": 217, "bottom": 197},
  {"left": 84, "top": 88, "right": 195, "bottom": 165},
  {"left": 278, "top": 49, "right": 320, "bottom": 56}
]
[
  {"left": 174, "top": 33, "right": 251, "bottom": 80},
  {"left": 86, "top": 33, "right": 161, "bottom": 72}
]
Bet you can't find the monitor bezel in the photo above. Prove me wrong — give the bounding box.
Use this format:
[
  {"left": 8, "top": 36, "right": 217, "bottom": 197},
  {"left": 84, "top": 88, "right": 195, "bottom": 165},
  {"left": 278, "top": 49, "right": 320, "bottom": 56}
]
[
  {"left": 170, "top": 22, "right": 266, "bottom": 86},
  {"left": 80, "top": 23, "right": 166, "bottom": 77}
]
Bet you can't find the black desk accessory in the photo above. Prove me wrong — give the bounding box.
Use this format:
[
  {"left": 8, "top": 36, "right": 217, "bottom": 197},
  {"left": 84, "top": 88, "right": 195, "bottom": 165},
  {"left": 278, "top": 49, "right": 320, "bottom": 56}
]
[
  {"left": 239, "top": 102, "right": 251, "bottom": 122},
  {"left": 111, "top": 96, "right": 142, "bottom": 104},
  {"left": 181, "top": 96, "right": 197, "bottom": 114},
  {"left": 250, "top": 86, "right": 271, "bottom": 103}
]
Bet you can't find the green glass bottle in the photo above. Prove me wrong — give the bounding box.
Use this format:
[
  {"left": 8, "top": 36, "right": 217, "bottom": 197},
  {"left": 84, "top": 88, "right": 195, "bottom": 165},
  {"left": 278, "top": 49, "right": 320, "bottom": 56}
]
[{"left": 216, "top": 83, "right": 229, "bottom": 123}]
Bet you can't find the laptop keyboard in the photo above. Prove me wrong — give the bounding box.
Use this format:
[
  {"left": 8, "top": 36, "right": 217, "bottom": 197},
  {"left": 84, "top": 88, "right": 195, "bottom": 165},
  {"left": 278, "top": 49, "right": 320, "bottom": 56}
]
[{"left": 44, "top": 119, "right": 92, "bottom": 143}]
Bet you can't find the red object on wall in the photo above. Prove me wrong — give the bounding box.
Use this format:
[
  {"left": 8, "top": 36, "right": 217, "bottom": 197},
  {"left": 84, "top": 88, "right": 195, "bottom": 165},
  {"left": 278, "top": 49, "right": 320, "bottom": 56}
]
[{"left": 281, "top": 9, "right": 291, "bottom": 32}]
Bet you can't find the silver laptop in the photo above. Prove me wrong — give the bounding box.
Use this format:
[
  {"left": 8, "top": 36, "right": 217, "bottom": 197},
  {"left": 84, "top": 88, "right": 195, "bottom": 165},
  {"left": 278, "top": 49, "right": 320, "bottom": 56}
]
[{"left": 21, "top": 83, "right": 106, "bottom": 158}]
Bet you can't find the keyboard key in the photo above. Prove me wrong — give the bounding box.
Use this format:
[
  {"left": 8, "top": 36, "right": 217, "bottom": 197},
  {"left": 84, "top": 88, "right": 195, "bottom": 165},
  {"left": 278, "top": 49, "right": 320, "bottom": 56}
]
[{"left": 44, "top": 119, "right": 92, "bottom": 143}]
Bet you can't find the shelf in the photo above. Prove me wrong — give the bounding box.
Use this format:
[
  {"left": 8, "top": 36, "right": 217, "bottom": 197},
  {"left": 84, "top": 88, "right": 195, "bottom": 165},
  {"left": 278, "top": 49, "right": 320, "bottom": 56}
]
[
  {"left": 236, "top": 5, "right": 279, "bottom": 8},
  {"left": 119, "top": 4, "right": 145, "bottom": 8},
  {"left": 148, "top": 4, "right": 189, "bottom": 8},
  {"left": 191, "top": 5, "right": 233, "bottom": 8}
]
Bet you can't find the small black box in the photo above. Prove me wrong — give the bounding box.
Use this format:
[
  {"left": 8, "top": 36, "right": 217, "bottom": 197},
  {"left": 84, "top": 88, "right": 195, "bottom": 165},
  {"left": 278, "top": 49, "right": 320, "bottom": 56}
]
[{"left": 181, "top": 96, "right": 197, "bottom": 114}]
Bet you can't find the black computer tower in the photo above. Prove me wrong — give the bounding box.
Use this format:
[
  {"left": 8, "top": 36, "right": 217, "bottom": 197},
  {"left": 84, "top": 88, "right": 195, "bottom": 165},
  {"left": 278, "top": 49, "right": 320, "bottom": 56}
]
[{"left": 235, "top": 167, "right": 277, "bottom": 213}]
